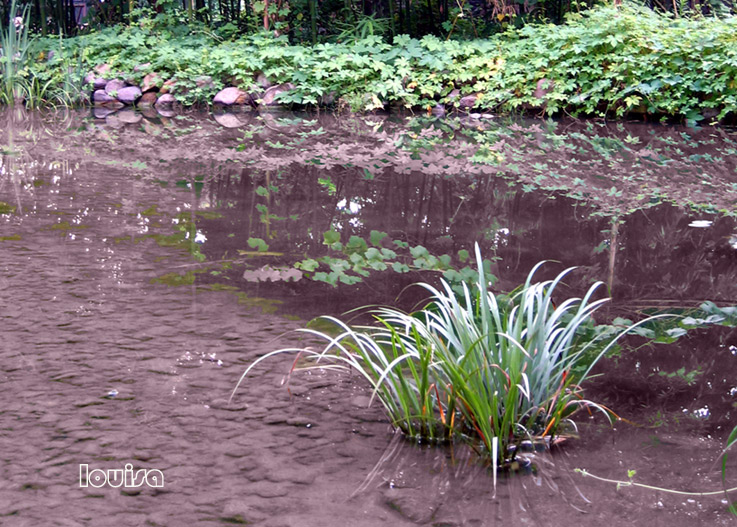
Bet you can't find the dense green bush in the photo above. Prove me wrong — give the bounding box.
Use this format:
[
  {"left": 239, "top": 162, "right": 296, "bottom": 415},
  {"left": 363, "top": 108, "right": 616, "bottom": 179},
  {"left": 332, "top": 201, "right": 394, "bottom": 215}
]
[{"left": 23, "top": 4, "right": 737, "bottom": 119}]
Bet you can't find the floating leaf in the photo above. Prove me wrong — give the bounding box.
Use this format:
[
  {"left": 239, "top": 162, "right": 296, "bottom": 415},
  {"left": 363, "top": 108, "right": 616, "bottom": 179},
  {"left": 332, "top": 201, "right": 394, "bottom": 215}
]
[
  {"left": 410, "top": 245, "right": 429, "bottom": 258},
  {"left": 247, "top": 237, "right": 269, "bottom": 252},
  {"left": 323, "top": 230, "right": 341, "bottom": 245},
  {"left": 370, "top": 230, "right": 388, "bottom": 246},
  {"left": 297, "top": 259, "right": 319, "bottom": 272},
  {"left": 346, "top": 235, "right": 368, "bottom": 254}
]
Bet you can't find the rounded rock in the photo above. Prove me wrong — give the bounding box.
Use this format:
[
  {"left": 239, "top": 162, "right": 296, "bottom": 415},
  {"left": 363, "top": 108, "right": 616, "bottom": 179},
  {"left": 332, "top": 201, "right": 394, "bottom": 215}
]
[
  {"left": 116, "top": 110, "right": 142, "bottom": 124},
  {"left": 155, "top": 93, "right": 177, "bottom": 109},
  {"left": 138, "top": 91, "right": 158, "bottom": 107},
  {"left": 141, "top": 72, "right": 161, "bottom": 92},
  {"left": 117, "top": 86, "right": 142, "bottom": 105},
  {"left": 213, "top": 87, "right": 251, "bottom": 106},
  {"left": 93, "top": 90, "right": 124, "bottom": 109},
  {"left": 260, "top": 83, "right": 295, "bottom": 107},
  {"left": 213, "top": 113, "right": 244, "bottom": 128},
  {"left": 104, "top": 78, "right": 126, "bottom": 96}
]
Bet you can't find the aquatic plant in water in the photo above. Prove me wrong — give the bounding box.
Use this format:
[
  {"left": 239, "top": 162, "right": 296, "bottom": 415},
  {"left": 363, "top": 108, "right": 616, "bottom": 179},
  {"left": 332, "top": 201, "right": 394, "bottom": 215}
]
[
  {"left": 1, "top": 0, "right": 31, "bottom": 106},
  {"left": 232, "top": 245, "right": 652, "bottom": 478}
]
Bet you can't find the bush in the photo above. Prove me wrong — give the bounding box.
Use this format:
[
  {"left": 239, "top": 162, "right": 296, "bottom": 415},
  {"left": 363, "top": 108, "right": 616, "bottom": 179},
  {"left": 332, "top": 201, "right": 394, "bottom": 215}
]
[{"left": 21, "top": 3, "right": 737, "bottom": 119}]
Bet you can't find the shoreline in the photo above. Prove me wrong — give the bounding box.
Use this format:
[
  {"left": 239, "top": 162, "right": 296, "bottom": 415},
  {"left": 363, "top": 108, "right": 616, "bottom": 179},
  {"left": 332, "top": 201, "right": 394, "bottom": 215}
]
[{"left": 7, "top": 5, "right": 735, "bottom": 124}]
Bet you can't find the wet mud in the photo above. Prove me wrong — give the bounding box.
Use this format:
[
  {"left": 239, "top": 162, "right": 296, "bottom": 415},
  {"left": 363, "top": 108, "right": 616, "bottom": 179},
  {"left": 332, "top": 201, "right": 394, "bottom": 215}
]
[{"left": 1, "top": 109, "right": 737, "bottom": 526}]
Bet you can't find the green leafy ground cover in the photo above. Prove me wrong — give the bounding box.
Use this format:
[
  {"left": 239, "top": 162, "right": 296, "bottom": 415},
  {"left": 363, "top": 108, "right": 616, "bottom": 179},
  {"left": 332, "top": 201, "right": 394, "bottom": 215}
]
[{"left": 20, "top": 4, "right": 737, "bottom": 120}]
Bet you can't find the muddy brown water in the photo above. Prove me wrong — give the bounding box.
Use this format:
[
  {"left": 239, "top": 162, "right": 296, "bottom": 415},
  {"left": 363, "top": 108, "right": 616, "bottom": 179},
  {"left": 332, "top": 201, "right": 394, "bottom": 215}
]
[{"left": 1, "top": 108, "right": 737, "bottom": 526}]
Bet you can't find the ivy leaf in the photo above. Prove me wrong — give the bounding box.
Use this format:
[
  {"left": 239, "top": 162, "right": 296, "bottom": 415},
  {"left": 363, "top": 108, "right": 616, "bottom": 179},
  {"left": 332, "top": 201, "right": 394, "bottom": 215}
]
[
  {"left": 329, "top": 259, "right": 350, "bottom": 273},
  {"left": 443, "top": 269, "right": 462, "bottom": 283},
  {"left": 410, "top": 245, "right": 429, "bottom": 258},
  {"left": 339, "top": 273, "right": 361, "bottom": 285},
  {"left": 367, "top": 260, "right": 387, "bottom": 271},
  {"left": 323, "top": 229, "right": 341, "bottom": 245},
  {"left": 370, "top": 230, "right": 388, "bottom": 246},
  {"left": 296, "top": 258, "right": 319, "bottom": 272},
  {"left": 247, "top": 237, "right": 269, "bottom": 252},
  {"left": 346, "top": 235, "right": 368, "bottom": 254}
]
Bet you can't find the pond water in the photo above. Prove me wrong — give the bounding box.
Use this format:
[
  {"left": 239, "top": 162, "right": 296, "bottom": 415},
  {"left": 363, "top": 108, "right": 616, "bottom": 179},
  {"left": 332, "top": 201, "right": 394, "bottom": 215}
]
[{"left": 1, "top": 106, "right": 737, "bottom": 526}]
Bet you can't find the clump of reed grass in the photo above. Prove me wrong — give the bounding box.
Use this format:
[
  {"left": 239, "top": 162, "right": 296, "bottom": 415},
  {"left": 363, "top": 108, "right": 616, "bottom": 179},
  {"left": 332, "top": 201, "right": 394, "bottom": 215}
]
[
  {"left": 0, "top": 0, "right": 62, "bottom": 107},
  {"left": 1, "top": 0, "right": 31, "bottom": 106},
  {"left": 233, "top": 244, "right": 647, "bottom": 477}
]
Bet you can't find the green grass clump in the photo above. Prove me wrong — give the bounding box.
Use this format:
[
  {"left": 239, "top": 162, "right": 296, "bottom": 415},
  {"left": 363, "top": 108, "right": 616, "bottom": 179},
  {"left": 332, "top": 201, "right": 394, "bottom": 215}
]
[
  {"left": 1, "top": 0, "right": 31, "bottom": 106},
  {"left": 233, "top": 244, "right": 648, "bottom": 477}
]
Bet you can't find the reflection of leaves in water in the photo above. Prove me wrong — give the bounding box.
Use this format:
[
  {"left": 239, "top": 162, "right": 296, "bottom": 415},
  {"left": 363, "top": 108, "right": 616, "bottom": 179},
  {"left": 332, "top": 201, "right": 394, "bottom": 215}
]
[
  {"left": 0, "top": 201, "right": 17, "bottom": 214},
  {"left": 30, "top": 110, "right": 734, "bottom": 219},
  {"left": 242, "top": 265, "right": 302, "bottom": 282},
  {"left": 4, "top": 110, "right": 736, "bottom": 305}
]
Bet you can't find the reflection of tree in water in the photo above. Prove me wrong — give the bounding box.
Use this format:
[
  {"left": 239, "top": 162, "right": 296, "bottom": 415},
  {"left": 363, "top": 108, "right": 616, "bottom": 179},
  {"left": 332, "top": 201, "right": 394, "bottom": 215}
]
[
  {"left": 2, "top": 108, "right": 736, "bottom": 309},
  {"left": 615, "top": 207, "right": 737, "bottom": 304},
  {"left": 200, "top": 164, "right": 512, "bottom": 256},
  {"left": 197, "top": 160, "right": 737, "bottom": 308}
]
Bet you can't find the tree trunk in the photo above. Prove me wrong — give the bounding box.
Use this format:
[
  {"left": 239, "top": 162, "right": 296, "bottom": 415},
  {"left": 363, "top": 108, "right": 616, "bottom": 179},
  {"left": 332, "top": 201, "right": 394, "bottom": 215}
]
[
  {"left": 37, "top": 0, "right": 48, "bottom": 36},
  {"left": 310, "top": 0, "right": 317, "bottom": 43}
]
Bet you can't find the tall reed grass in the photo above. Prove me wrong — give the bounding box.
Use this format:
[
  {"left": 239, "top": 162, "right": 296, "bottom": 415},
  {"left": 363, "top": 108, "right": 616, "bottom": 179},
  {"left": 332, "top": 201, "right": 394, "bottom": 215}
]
[
  {"left": 1, "top": 0, "right": 31, "bottom": 105},
  {"left": 233, "top": 245, "right": 648, "bottom": 478},
  {"left": 1, "top": 0, "right": 60, "bottom": 107}
]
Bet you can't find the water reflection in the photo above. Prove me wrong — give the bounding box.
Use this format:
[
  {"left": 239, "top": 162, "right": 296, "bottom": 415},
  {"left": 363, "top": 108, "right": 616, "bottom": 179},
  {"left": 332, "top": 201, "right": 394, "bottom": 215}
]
[{"left": 1, "top": 108, "right": 737, "bottom": 526}]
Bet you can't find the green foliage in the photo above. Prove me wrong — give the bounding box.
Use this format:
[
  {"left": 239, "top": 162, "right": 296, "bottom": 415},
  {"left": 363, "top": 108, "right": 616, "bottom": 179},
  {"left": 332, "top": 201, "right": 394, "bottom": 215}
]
[
  {"left": 150, "top": 270, "right": 197, "bottom": 286},
  {"left": 0, "top": 201, "right": 17, "bottom": 213},
  {"left": 13, "top": 4, "right": 737, "bottom": 118},
  {"left": 497, "top": 5, "right": 737, "bottom": 120},
  {"left": 294, "top": 229, "right": 497, "bottom": 290},
  {"left": 656, "top": 366, "right": 702, "bottom": 386},
  {"left": 331, "top": 14, "right": 392, "bottom": 44},
  {"left": 233, "top": 245, "right": 652, "bottom": 476},
  {"left": 247, "top": 236, "right": 270, "bottom": 252},
  {"left": 597, "top": 301, "right": 737, "bottom": 348},
  {"left": 149, "top": 211, "right": 207, "bottom": 262},
  {"left": 1, "top": 0, "right": 33, "bottom": 106}
]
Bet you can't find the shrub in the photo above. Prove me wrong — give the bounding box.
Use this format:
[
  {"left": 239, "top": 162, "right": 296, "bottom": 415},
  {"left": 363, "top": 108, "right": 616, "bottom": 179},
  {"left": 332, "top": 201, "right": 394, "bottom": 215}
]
[{"left": 20, "top": 3, "right": 737, "bottom": 119}]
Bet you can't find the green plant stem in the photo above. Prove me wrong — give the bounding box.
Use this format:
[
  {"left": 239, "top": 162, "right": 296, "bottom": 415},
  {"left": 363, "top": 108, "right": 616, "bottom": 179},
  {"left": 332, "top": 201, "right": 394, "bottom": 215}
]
[{"left": 575, "top": 468, "right": 737, "bottom": 496}]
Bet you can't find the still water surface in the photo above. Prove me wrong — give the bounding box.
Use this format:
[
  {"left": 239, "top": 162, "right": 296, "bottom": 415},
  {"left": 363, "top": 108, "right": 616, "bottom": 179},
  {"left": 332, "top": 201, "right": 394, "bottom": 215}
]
[{"left": 1, "top": 107, "right": 737, "bottom": 526}]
